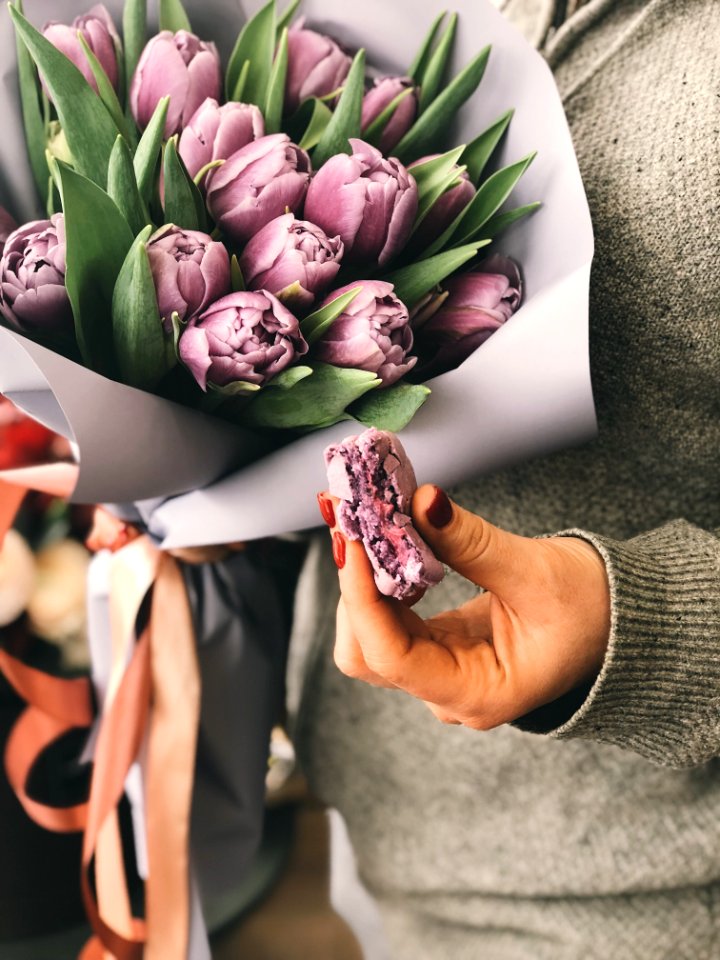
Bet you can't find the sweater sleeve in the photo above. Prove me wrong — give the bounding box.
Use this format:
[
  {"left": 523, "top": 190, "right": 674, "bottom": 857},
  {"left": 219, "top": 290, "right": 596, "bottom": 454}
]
[{"left": 514, "top": 519, "right": 720, "bottom": 768}]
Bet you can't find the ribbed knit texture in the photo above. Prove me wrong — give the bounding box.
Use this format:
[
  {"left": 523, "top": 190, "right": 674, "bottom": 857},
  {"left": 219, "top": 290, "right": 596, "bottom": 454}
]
[{"left": 289, "top": 1, "right": 720, "bottom": 957}]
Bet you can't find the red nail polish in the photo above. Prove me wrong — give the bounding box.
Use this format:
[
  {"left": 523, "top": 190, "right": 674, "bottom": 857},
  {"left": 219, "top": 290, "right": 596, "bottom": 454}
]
[
  {"left": 332, "top": 532, "right": 346, "bottom": 569},
  {"left": 317, "top": 493, "right": 335, "bottom": 527},
  {"left": 426, "top": 486, "right": 453, "bottom": 529}
]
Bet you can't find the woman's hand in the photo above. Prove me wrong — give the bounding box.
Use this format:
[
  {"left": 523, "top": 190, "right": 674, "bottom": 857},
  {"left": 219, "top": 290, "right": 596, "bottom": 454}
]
[{"left": 321, "top": 485, "right": 611, "bottom": 729}]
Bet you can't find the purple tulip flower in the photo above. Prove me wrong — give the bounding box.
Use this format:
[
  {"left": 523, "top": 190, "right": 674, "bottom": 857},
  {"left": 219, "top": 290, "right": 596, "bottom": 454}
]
[
  {"left": 315, "top": 280, "right": 415, "bottom": 387},
  {"left": 361, "top": 77, "right": 418, "bottom": 155},
  {"left": 286, "top": 24, "right": 352, "bottom": 113},
  {"left": 409, "top": 154, "right": 476, "bottom": 251},
  {"left": 179, "top": 290, "right": 308, "bottom": 391},
  {"left": 178, "top": 98, "right": 265, "bottom": 183},
  {"left": 146, "top": 225, "right": 231, "bottom": 331},
  {"left": 0, "top": 215, "right": 72, "bottom": 334},
  {"left": 130, "top": 30, "right": 222, "bottom": 138},
  {"left": 0, "top": 208, "right": 18, "bottom": 252},
  {"left": 206, "top": 134, "right": 312, "bottom": 245},
  {"left": 413, "top": 255, "right": 522, "bottom": 380},
  {"left": 240, "top": 213, "right": 343, "bottom": 309},
  {"left": 305, "top": 139, "right": 418, "bottom": 267},
  {"left": 43, "top": 4, "right": 121, "bottom": 94}
]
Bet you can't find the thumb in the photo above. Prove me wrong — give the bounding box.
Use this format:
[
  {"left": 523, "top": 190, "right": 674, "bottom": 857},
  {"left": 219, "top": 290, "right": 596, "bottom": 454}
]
[{"left": 412, "top": 485, "right": 537, "bottom": 595}]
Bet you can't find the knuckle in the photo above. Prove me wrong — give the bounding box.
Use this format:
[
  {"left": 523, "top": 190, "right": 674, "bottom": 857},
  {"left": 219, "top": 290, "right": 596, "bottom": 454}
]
[{"left": 454, "top": 514, "right": 494, "bottom": 570}]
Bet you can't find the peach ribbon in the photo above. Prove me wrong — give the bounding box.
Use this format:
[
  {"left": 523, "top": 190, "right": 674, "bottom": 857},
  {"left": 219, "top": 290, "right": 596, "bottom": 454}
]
[{"left": 0, "top": 484, "right": 201, "bottom": 960}]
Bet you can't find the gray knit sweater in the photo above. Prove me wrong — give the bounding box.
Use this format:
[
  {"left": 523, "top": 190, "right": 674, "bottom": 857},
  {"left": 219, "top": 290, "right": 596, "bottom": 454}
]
[{"left": 289, "top": 1, "right": 720, "bottom": 957}]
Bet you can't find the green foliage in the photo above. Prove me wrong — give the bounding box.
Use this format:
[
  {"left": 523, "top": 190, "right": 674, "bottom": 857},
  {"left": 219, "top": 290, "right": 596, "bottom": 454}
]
[
  {"left": 58, "top": 163, "right": 134, "bottom": 373},
  {"left": 312, "top": 49, "right": 366, "bottom": 167},
  {"left": 112, "top": 225, "right": 176, "bottom": 388}
]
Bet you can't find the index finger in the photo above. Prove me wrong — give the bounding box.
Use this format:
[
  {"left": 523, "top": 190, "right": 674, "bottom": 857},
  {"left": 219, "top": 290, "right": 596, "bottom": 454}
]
[{"left": 336, "top": 531, "right": 462, "bottom": 705}]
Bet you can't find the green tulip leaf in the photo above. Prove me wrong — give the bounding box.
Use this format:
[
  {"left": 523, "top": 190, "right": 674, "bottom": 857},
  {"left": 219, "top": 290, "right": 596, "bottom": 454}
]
[
  {"left": 395, "top": 45, "right": 491, "bottom": 164},
  {"left": 409, "top": 146, "right": 466, "bottom": 222},
  {"left": 208, "top": 380, "right": 262, "bottom": 398},
  {"left": 112, "top": 225, "right": 176, "bottom": 389},
  {"left": 108, "top": 135, "right": 150, "bottom": 236},
  {"left": 420, "top": 197, "right": 474, "bottom": 258},
  {"left": 312, "top": 49, "right": 366, "bottom": 167},
  {"left": 78, "top": 32, "right": 135, "bottom": 147},
  {"left": 350, "top": 382, "right": 431, "bottom": 432},
  {"left": 242, "top": 362, "right": 380, "bottom": 430},
  {"left": 193, "top": 158, "right": 224, "bottom": 186},
  {"left": 450, "top": 152, "right": 536, "bottom": 245},
  {"left": 226, "top": 0, "right": 275, "bottom": 106},
  {"left": 46, "top": 176, "right": 60, "bottom": 216},
  {"left": 170, "top": 311, "right": 184, "bottom": 359},
  {"left": 462, "top": 109, "right": 514, "bottom": 184},
  {"left": 10, "top": 4, "right": 120, "bottom": 188},
  {"left": 265, "top": 26, "right": 289, "bottom": 134},
  {"left": 12, "top": 0, "right": 49, "bottom": 204},
  {"left": 417, "top": 12, "right": 457, "bottom": 114},
  {"left": 266, "top": 365, "right": 314, "bottom": 389},
  {"left": 276, "top": 0, "right": 300, "bottom": 36},
  {"left": 163, "top": 137, "right": 206, "bottom": 231},
  {"left": 275, "top": 281, "right": 309, "bottom": 308},
  {"left": 45, "top": 149, "right": 62, "bottom": 194},
  {"left": 123, "top": 0, "right": 146, "bottom": 93},
  {"left": 291, "top": 98, "right": 333, "bottom": 151},
  {"left": 363, "top": 86, "right": 416, "bottom": 149},
  {"left": 134, "top": 96, "right": 169, "bottom": 203},
  {"left": 478, "top": 201, "right": 541, "bottom": 240},
  {"left": 231, "top": 254, "right": 245, "bottom": 292},
  {"left": 301, "top": 286, "right": 363, "bottom": 345},
  {"left": 230, "top": 60, "right": 251, "bottom": 103},
  {"left": 408, "top": 11, "right": 447, "bottom": 83},
  {"left": 383, "top": 242, "right": 487, "bottom": 309},
  {"left": 159, "top": 0, "right": 191, "bottom": 33},
  {"left": 58, "top": 162, "right": 134, "bottom": 373}
]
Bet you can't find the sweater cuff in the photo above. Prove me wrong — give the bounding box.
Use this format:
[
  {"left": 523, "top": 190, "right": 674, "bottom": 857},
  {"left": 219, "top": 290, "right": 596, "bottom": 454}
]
[{"left": 515, "top": 520, "right": 720, "bottom": 767}]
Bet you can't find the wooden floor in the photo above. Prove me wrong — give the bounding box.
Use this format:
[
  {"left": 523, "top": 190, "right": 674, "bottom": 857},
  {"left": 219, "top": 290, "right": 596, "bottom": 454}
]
[{"left": 211, "top": 801, "right": 364, "bottom": 960}]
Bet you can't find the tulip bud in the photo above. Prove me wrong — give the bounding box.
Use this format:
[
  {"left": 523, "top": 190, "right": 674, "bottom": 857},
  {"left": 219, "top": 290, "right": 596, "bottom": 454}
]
[
  {"left": 286, "top": 24, "right": 352, "bottom": 113},
  {"left": 179, "top": 291, "right": 309, "bottom": 391},
  {"left": 206, "top": 134, "right": 312, "bottom": 245},
  {"left": 409, "top": 154, "right": 476, "bottom": 251},
  {"left": 413, "top": 255, "right": 522, "bottom": 380},
  {"left": 146, "top": 225, "right": 231, "bottom": 331},
  {"left": 178, "top": 98, "right": 265, "bottom": 182},
  {"left": 0, "top": 207, "right": 18, "bottom": 252},
  {"left": 0, "top": 214, "right": 72, "bottom": 334},
  {"left": 240, "top": 213, "right": 344, "bottom": 309},
  {"left": 43, "top": 4, "right": 121, "bottom": 94},
  {"left": 315, "top": 280, "right": 415, "bottom": 387},
  {"left": 130, "top": 30, "right": 222, "bottom": 138},
  {"left": 361, "top": 77, "right": 418, "bottom": 155},
  {"left": 305, "top": 139, "right": 418, "bottom": 267}
]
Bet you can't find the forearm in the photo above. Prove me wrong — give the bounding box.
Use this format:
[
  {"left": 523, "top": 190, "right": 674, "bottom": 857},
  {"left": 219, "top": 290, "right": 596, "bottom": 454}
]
[{"left": 516, "top": 520, "right": 720, "bottom": 768}]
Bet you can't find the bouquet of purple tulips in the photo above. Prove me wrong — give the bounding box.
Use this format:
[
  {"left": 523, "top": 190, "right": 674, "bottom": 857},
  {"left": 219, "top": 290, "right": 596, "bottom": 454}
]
[{"left": 1, "top": 0, "right": 534, "bottom": 437}]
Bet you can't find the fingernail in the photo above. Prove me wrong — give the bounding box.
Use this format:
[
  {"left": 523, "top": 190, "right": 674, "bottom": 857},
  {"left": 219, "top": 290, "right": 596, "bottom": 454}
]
[
  {"left": 332, "top": 531, "right": 346, "bottom": 569},
  {"left": 317, "top": 493, "right": 335, "bottom": 527},
  {"left": 426, "top": 486, "right": 453, "bottom": 529}
]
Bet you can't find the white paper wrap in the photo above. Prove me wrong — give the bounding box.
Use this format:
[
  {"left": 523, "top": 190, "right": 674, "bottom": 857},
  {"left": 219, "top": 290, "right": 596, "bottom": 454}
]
[{"left": 0, "top": 0, "right": 595, "bottom": 548}]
